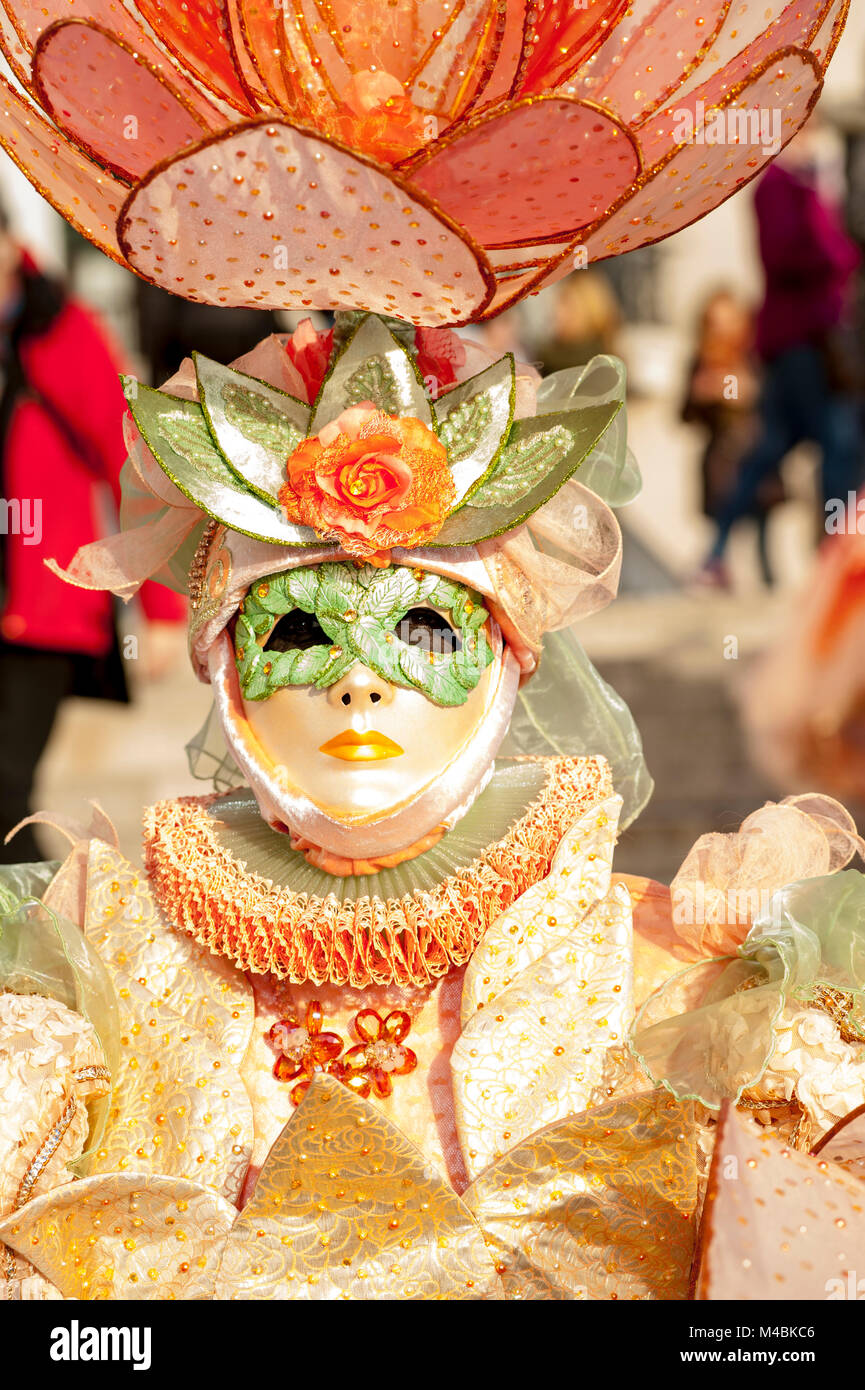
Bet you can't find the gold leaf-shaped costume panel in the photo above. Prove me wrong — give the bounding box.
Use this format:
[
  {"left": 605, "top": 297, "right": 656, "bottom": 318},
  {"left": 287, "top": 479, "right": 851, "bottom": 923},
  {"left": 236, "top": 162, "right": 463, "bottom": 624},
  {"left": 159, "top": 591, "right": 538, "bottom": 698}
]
[
  {"left": 0, "top": 1173, "right": 236, "bottom": 1301},
  {"left": 461, "top": 793, "right": 623, "bottom": 1023},
  {"left": 84, "top": 840, "right": 255, "bottom": 1061},
  {"left": 82, "top": 841, "right": 254, "bottom": 1203},
  {"left": 453, "top": 880, "right": 633, "bottom": 1181},
  {"left": 466, "top": 1091, "right": 698, "bottom": 1301},
  {"left": 214, "top": 1074, "right": 501, "bottom": 1300}
]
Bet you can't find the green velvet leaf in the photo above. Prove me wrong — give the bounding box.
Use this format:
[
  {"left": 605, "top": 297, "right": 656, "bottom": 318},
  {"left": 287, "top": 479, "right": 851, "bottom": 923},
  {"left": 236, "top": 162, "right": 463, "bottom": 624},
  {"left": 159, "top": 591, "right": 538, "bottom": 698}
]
[
  {"left": 235, "top": 560, "right": 495, "bottom": 707},
  {"left": 126, "top": 381, "right": 317, "bottom": 547},
  {"left": 250, "top": 573, "right": 294, "bottom": 616},
  {"left": 345, "top": 617, "right": 399, "bottom": 682},
  {"left": 357, "top": 570, "right": 420, "bottom": 625},
  {"left": 432, "top": 401, "right": 621, "bottom": 546},
  {"left": 286, "top": 646, "right": 333, "bottom": 686},
  {"left": 427, "top": 658, "right": 472, "bottom": 705},
  {"left": 452, "top": 641, "right": 483, "bottom": 690},
  {"left": 475, "top": 423, "right": 573, "bottom": 507},
  {"left": 397, "top": 639, "right": 432, "bottom": 692},
  {"left": 285, "top": 568, "right": 320, "bottom": 613}
]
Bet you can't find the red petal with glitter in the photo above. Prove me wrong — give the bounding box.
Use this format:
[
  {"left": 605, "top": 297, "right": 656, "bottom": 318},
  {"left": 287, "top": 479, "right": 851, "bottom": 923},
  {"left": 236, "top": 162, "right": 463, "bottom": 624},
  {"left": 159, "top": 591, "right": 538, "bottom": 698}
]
[
  {"left": 33, "top": 21, "right": 211, "bottom": 183},
  {"left": 513, "top": 0, "right": 628, "bottom": 96},
  {"left": 411, "top": 98, "right": 638, "bottom": 247},
  {"left": 135, "top": 0, "right": 255, "bottom": 113}
]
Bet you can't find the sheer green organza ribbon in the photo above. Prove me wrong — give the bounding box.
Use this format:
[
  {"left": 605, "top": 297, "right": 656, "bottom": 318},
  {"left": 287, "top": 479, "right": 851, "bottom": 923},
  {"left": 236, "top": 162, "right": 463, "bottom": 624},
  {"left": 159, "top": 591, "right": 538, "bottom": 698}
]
[
  {"left": 0, "top": 865, "right": 120, "bottom": 1172},
  {"left": 630, "top": 870, "right": 865, "bottom": 1109}
]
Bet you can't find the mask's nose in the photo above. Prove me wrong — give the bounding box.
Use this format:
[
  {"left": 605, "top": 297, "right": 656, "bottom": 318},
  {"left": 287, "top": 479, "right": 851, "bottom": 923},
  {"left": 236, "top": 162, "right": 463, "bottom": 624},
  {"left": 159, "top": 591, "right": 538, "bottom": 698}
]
[{"left": 326, "top": 664, "right": 395, "bottom": 711}]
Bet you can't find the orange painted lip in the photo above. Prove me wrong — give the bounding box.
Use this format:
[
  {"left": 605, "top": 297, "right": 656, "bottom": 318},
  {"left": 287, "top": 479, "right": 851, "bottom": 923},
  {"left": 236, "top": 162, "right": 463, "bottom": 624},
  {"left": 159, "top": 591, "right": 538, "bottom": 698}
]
[{"left": 319, "top": 730, "right": 405, "bottom": 761}]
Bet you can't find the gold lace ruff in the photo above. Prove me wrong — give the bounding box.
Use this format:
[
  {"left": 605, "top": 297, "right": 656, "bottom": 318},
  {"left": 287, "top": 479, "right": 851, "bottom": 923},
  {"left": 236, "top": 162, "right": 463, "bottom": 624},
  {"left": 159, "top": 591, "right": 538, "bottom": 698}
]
[{"left": 143, "top": 756, "right": 612, "bottom": 988}]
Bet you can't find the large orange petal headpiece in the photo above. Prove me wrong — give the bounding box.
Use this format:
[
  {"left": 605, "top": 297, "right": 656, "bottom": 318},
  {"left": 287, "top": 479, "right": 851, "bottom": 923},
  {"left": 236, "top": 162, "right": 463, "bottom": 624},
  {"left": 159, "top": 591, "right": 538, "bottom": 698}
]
[{"left": 0, "top": 0, "right": 848, "bottom": 324}]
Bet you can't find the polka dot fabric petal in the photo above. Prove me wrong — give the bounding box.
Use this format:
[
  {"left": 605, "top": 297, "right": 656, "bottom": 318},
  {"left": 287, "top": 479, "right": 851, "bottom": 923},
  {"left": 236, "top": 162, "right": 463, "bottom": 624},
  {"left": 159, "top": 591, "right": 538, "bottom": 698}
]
[
  {"left": 410, "top": 97, "right": 640, "bottom": 247},
  {"left": 33, "top": 21, "right": 212, "bottom": 183},
  {"left": 118, "top": 120, "right": 493, "bottom": 325},
  {"left": 0, "top": 70, "right": 128, "bottom": 263},
  {"left": 484, "top": 49, "right": 822, "bottom": 317},
  {"left": 0, "top": 0, "right": 849, "bottom": 320},
  {"left": 4, "top": 0, "right": 225, "bottom": 120},
  {"left": 700, "top": 1102, "right": 865, "bottom": 1299}
]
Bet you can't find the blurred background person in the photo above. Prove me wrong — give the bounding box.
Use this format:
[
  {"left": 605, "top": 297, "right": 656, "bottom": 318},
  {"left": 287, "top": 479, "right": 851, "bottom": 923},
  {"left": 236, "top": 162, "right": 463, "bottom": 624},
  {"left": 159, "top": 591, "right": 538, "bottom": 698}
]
[
  {"left": 741, "top": 512, "right": 865, "bottom": 803},
  {"left": 535, "top": 270, "right": 622, "bottom": 375},
  {"left": 700, "top": 126, "right": 864, "bottom": 587},
  {"left": 0, "top": 219, "right": 186, "bottom": 863},
  {"left": 681, "top": 289, "right": 778, "bottom": 583}
]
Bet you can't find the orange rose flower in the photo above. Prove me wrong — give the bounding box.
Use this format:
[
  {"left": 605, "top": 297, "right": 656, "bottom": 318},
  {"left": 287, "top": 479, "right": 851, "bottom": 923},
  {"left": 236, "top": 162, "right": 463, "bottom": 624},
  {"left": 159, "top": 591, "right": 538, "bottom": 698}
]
[{"left": 280, "top": 403, "right": 455, "bottom": 565}]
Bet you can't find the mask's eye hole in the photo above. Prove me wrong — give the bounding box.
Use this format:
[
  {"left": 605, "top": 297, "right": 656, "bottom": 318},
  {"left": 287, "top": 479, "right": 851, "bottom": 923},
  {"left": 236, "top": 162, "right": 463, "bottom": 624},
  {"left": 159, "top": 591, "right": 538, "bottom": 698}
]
[
  {"left": 394, "top": 607, "right": 461, "bottom": 656},
  {"left": 264, "top": 610, "right": 328, "bottom": 652}
]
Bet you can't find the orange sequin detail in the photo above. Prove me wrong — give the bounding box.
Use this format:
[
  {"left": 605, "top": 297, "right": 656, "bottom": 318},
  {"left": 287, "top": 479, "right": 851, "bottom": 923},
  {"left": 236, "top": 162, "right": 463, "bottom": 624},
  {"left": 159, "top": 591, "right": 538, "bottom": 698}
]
[
  {"left": 335, "top": 1008, "right": 418, "bottom": 1099},
  {"left": 267, "top": 999, "right": 344, "bottom": 1106},
  {"left": 143, "top": 757, "right": 611, "bottom": 988}
]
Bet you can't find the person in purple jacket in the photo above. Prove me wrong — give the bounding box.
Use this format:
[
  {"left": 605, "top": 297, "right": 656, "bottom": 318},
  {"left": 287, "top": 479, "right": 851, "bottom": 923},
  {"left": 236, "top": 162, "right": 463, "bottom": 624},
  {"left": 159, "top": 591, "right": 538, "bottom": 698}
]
[{"left": 701, "top": 131, "right": 863, "bottom": 585}]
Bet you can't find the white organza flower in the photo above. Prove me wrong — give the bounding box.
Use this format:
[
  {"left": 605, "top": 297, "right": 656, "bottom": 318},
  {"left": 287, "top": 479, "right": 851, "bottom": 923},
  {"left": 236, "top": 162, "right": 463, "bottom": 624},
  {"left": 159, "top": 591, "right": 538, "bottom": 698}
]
[{"left": 754, "top": 1007, "right": 865, "bottom": 1140}]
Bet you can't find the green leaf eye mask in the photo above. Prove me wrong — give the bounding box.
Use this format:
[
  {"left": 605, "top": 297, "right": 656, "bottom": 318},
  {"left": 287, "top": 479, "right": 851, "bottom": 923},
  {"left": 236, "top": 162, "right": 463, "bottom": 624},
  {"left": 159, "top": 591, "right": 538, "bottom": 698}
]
[{"left": 235, "top": 562, "right": 495, "bottom": 708}]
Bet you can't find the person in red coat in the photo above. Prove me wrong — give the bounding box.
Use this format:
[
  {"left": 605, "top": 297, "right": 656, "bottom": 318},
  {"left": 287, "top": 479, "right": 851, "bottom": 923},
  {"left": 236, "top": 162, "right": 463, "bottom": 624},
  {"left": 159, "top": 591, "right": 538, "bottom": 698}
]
[{"left": 0, "top": 237, "right": 185, "bottom": 861}]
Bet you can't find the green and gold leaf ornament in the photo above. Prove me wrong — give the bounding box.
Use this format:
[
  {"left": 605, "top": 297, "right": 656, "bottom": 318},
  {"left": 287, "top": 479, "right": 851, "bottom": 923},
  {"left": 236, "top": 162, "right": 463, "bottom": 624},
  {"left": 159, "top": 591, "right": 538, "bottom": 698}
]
[
  {"left": 124, "top": 312, "right": 624, "bottom": 555},
  {"left": 235, "top": 562, "right": 494, "bottom": 708}
]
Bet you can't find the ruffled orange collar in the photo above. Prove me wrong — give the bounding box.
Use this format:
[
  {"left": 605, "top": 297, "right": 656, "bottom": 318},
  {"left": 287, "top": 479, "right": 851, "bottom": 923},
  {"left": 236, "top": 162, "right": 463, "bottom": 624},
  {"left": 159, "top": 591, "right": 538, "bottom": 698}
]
[{"left": 144, "top": 757, "right": 612, "bottom": 989}]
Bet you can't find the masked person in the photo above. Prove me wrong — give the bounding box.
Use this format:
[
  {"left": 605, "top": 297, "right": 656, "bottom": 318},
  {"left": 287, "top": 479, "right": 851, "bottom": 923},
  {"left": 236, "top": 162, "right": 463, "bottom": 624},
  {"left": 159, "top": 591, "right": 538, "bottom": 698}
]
[{"left": 3, "top": 315, "right": 865, "bottom": 1303}]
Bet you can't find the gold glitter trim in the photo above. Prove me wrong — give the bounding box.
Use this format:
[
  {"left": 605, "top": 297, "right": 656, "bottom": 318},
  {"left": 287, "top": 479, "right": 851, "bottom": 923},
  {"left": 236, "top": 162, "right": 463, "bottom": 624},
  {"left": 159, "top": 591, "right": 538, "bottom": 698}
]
[
  {"left": 14, "top": 1097, "right": 77, "bottom": 1212},
  {"left": 188, "top": 517, "right": 220, "bottom": 611},
  {"left": 811, "top": 0, "right": 851, "bottom": 67},
  {"left": 811, "top": 984, "right": 865, "bottom": 1047},
  {"left": 289, "top": 0, "right": 341, "bottom": 108},
  {"left": 233, "top": 0, "right": 304, "bottom": 116},
  {"left": 73, "top": 1064, "right": 112, "bottom": 1086},
  {"left": 222, "top": 0, "right": 274, "bottom": 113},
  {"left": 449, "top": 0, "right": 509, "bottom": 123}
]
